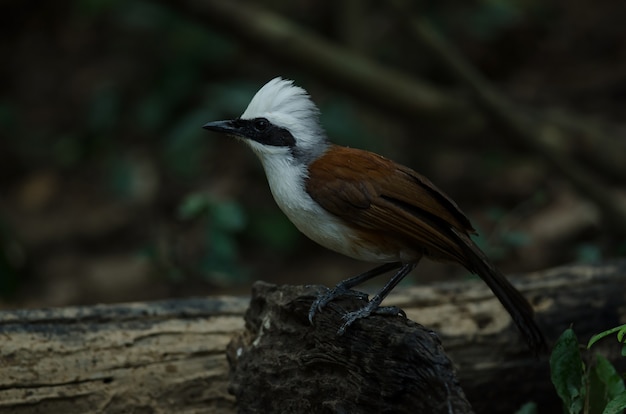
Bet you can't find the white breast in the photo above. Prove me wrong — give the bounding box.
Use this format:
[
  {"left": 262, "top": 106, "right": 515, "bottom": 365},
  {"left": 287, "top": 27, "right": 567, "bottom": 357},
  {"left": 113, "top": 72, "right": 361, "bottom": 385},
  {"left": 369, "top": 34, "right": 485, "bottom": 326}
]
[{"left": 256, "top": 151, "right": 398, "bottom": 263}]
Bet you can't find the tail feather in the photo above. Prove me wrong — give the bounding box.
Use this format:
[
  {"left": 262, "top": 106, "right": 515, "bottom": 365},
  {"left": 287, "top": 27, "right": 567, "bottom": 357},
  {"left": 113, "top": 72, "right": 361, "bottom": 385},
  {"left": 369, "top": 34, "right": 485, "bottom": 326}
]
[{"left": 457, "top": 232, "right": 547, "bottom": 354}]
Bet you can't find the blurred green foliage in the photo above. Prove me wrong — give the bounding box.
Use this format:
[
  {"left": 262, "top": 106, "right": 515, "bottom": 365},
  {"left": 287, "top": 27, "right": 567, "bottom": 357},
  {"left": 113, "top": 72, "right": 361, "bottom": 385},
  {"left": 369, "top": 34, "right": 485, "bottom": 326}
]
[
  {"left": 1, "top": 0, "right": 621, "bottom": 300},
  {"left": 320, "top": 99, "right": 380, "bottom": 151},
  {"left": 0, "top": 101, "right": 15, "bottom": 131},
  {"left": 576, "top": 244, "right": 603, "bottom": 264},
  {"left": 247, "top": 209, "right": 301, "bottom": 253},
  {"left": 473, "top": 207, "right": 532, "bottom": 262},
  {"left": 467, "top": 0, "right": 523, "bottom": 38},
  {"left": 176, "top": 193, "right": 248, "bottom": 285},
  {"left": 428, "top": 0, "right": 552, "bottom": 39}
]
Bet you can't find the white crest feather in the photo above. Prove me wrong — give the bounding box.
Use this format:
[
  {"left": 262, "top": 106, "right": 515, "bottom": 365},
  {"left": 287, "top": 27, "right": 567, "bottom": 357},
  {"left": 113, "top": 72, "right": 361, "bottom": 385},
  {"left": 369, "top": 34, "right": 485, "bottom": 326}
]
[
  {"left": 241, "top": 77, "right": 317, "bottom": 120},
  {"left": 241, "top": 77, "right": 327, "bottom": 155}
]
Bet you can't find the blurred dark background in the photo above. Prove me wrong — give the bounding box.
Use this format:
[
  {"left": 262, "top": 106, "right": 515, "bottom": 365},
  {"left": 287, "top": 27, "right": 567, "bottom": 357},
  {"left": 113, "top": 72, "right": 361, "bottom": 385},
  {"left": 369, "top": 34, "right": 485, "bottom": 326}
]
[{"left": 1, "top": 0, "right": 625, "bottom": 308}]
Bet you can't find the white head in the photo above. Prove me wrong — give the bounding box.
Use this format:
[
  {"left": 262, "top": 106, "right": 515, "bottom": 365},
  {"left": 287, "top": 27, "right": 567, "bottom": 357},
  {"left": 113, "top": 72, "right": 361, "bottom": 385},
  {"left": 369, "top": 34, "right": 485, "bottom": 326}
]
[
  {"left": 203, "top": 77, "right": 329, "bottom": 166},
  {"left": 203, "top": 78, "right": 347, "bottom": 254}
]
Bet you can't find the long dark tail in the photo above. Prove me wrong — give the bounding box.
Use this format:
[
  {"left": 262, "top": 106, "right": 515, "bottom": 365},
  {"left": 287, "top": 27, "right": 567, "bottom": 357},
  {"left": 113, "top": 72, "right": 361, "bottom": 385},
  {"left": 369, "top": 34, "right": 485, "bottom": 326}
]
[{"left": 456, "top": 231, "right": 547, "bottom": 354}]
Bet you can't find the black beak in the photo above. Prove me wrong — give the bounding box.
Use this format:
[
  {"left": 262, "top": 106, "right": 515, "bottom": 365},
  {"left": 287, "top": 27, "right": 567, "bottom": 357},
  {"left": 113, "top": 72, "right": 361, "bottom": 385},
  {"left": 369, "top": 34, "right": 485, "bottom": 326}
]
[{"left": 202, "top": 119, "right": 239, "bottom": 135}]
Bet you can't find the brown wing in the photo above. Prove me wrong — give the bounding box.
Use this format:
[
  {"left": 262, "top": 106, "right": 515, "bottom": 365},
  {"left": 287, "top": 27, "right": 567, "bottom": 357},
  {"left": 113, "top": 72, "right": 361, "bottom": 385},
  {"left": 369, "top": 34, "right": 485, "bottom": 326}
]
[
  {"left": 306, "top": 145, "right": 476, "bottom": 264},
  {"left": 307, "top": 145, "right": 546, "bottom": 353}
]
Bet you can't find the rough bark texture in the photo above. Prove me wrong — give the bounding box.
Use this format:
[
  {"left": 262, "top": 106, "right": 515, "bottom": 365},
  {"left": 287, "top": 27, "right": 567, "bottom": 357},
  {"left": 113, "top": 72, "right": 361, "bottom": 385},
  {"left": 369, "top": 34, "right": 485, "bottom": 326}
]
[
  {"left": 227, "top": 283, "right": 474, "bottom": 414},
  {"left": 0, "top": 260, "right": 624, "bottom": 413},
  {"left": 0, "top": 297, "right": 249, "bottom": 414}
]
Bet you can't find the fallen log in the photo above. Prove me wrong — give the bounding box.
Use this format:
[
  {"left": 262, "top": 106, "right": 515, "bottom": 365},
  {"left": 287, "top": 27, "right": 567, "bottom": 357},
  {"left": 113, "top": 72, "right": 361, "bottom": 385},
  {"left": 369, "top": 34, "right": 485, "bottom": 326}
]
[{"left": 0, "top": 260, "right": 624, "bottom": 413}]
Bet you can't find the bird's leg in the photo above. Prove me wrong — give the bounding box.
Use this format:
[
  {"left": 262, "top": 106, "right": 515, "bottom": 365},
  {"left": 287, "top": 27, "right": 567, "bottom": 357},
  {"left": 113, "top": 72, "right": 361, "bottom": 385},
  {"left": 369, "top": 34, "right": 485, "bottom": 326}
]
[
  {"left": 337, "top": 262, "right": 416, "bottom": 335},
  {"left": 308, "top": 262, "right": 402, "bottom": 323}
]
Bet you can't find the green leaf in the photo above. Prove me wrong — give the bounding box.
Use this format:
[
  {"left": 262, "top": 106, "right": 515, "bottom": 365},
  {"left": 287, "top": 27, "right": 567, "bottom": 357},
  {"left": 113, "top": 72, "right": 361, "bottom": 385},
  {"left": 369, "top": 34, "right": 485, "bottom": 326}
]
[
  {"left": 594, "top": 355, "right": 626, "bottom": 399},
  {"left": 589, "top": 355, "right": 626, "bottom": 414},
  {"left": 603, "top": 390, "right": 626, "bottom": 414},
  {"left": 617, "top": 324, "right": 626, "bottom": 355},
  {"left": 588, "top": 325, "right": 626, "bottom": 349},
  {"left": 550, "top": 328, "right": 585, "bottom": 414}
]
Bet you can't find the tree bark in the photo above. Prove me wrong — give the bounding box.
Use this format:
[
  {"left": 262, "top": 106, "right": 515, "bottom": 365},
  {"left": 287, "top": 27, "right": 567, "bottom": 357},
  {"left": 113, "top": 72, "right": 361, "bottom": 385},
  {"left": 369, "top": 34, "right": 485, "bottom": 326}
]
[
  {"left": 0, "top": 297, "right": 249, "bottom": 414},
  {"left": 228, "top": 282, "right": 474, "bottom": 413},
  {"left": 1, "top": 260, "right": 625, "bottom": 413}
]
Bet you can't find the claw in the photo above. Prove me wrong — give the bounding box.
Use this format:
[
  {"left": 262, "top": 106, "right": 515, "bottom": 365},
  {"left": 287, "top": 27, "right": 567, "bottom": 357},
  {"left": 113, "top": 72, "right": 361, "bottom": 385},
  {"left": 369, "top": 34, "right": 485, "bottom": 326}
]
[
  {"left": 373, "top": 306, "right": 405, "bottom": 318},
  {"left": 310, "top": 263, "right": 413, "bottom": 333},
  {"left": 336, "top": 304, "right": 406, "bottom": 335},
  {"left": 308, "top": 287, "right": 368, "bottom": 324},
  {"left": 335, "top": 300, "right": 377, "bottom": 335}
]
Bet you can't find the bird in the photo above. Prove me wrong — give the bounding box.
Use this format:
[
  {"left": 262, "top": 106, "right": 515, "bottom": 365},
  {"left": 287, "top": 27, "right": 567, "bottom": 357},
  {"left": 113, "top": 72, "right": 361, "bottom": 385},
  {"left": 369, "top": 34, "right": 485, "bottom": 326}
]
[{"left": 203, "top": 77, "right": 546, "bottom": 353}]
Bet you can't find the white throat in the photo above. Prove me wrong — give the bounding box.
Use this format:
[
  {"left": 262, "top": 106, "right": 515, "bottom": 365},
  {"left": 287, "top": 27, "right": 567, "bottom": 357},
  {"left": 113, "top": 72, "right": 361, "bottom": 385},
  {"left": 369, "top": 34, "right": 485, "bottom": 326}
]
[{"left": 254, "top": 148, "right": 396, "bottom": 263}]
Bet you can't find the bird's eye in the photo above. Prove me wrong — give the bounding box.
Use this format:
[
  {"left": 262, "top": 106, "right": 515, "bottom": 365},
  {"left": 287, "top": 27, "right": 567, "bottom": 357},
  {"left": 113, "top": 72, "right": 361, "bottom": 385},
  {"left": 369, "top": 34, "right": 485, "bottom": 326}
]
[{"left": 254, "top": 119, "right": 268, "bottom": 131}]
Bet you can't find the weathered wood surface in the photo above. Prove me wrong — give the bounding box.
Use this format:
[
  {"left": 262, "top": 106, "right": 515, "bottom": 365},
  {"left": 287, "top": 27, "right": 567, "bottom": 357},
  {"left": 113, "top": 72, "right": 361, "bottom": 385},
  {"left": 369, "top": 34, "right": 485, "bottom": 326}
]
[
  {"left": 0, "top": 260, "right": 625, "bottom": 413},
  {"left": 228, "top": 282, "right": 474, "bottom": 413},
  {"left": 0, "top": 297, "right": 248, "bottom": 414}
]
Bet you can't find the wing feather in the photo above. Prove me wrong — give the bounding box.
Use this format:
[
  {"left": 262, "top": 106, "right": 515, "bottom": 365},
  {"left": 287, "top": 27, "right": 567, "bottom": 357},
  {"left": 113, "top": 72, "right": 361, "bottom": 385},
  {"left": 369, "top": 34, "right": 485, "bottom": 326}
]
[
  {"left": 306, "top": 145, "right": 546, "bottom": 352},
  {"left": 306, "top": 145, "right": 474, "bottom": 263}
]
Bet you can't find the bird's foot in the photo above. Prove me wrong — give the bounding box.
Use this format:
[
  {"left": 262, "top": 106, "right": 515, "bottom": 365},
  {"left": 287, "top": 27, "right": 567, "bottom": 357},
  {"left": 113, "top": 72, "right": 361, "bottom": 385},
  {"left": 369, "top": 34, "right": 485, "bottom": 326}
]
[
  {"left": 373, "top": 305, "right": 406, "bottom": 318},
  {"left": 336, "top": 304, "right": 405, "bottom": 336},
  {"left": 308, "top": 286, "right": 368, "bottom": 324}
]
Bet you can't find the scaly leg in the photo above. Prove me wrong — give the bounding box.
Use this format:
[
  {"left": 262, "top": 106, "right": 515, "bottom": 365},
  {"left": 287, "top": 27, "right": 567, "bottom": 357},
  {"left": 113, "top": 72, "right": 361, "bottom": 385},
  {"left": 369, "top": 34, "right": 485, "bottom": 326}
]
[
  {"left": 337, "top": 262, "right": 417, "bottom": 335},
  {"left": 308, "top": 262, "right": 402, "bottom": 323}
]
